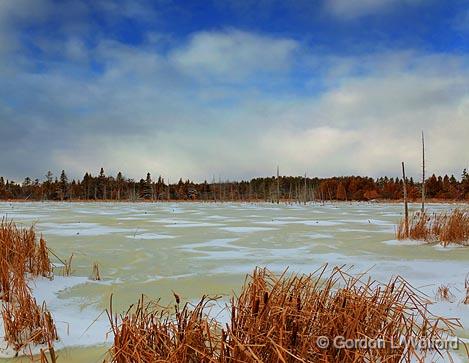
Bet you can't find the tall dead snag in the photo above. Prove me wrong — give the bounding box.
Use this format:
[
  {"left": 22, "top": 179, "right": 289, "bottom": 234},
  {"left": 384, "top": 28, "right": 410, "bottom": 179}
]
[
  {"left": 276, "top": 166, "right": 280, "bottom": 204},
  {"left": 304, "top": 172, "right": 307, "bottom": 205},
  {"left": 402, "top": 162, "right": 409, "bottom": 237},
  {"left": 421, "top": 131, "right": 426, "bottom": 213}
]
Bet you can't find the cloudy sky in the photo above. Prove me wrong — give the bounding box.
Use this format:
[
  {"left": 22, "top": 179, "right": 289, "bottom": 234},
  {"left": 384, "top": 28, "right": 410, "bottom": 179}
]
[{"left": 1, "top": 0, "right": 468, "bottom": 182}]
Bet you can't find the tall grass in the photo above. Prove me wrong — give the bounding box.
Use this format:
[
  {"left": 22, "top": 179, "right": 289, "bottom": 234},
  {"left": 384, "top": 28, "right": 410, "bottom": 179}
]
[
  {"left": 107, "top": 266, "right": 463, "bottom": 362},
  {"left": 2, "top": 283, "right": 57, "bottom": 351},
  {"left": 0, "top": 219, "right": 57, "bottom": 357},
  {"left": 108, "top": 294, "right": 221, "bottom": 362},
  {"left": 397, "top": 209, "right": 469, "bottom": 246}
]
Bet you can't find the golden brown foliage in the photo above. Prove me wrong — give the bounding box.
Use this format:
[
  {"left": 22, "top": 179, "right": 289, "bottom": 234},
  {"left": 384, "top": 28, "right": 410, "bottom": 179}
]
[
  {"left": 397, "top": 209, "right": 469, "bottom": 246},
  {"left": 107, "top": 266, "right": 463, "bottom": 363}
]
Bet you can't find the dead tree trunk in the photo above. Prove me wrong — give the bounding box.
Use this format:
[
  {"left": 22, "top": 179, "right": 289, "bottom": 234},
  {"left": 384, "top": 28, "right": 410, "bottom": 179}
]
[
  {"left": 167, "top": 179, "right": 170, "bottom": 201},
  {"left": 421, "top": 131, "right": 425, "bottom": 213},
  {"left": 304, "top": 173, "right": 307, "bottom": 205},
  {"left": 276, "top": 166, "right": 280, "bottom": 204},
  {"left": 402, "top": 161, "right": 409, "bottom": 237}
]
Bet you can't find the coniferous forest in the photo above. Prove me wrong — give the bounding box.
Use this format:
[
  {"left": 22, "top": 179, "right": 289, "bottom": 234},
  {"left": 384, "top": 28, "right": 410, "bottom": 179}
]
[{"left": 1, "top": 167, "right": 469, "bottom": 202}]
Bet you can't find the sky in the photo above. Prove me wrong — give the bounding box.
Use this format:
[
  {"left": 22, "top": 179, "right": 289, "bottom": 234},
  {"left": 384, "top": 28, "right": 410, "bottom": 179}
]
[{"left": 0, "top": 0, "right": 468, "bottom": 183}]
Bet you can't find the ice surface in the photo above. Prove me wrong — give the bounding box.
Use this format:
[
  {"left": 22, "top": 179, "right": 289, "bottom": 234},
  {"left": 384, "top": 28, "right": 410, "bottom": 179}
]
[{"left": 0, "top": 201, "right": 467, "bottom": 362}]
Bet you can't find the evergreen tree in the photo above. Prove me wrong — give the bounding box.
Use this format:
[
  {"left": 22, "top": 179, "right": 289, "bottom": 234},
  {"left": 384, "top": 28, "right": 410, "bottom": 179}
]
[
  {"left": 98, "top": 168, "right": 106, "bottom": 199},
  {"left": 44, "top": 171, "right": 53, "bottom": 200},
  {"left": 116, "top": 172, "right": 124, "bottom": 200},
  {"left": 462, "top": 169, "right": 469, "bottom": 198},
  {"left": 59, "top": 170, "right": 68, "bottom": 200}
]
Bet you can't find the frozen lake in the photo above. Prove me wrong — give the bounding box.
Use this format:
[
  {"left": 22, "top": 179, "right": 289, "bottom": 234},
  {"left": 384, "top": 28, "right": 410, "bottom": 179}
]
[{"left": 0, "top": 201, "right": 468, "bottom": 362}]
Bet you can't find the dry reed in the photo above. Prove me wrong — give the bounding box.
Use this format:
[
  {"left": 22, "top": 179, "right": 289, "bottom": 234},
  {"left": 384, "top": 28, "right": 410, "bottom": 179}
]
[
  {"left": 463, "top": 276, "right": 469, "bottom": 305},
  {"left": 107, "top": 294, "right": 221, "bottom": 362},
  {"left": 39, "top": 342, "right": 57, "bottom": 363},
  {"left": 107, "top": 266, "right": 464, "bottom": 363},
  {"left": 0, "top": 220, "right": 53, "bottom": 301},
  {"left": 62, "top": 254, "right": 73, "bottom": 277},
  {"left": 397, "top": 209, "right": 469, "bottom": 246},
  {"left": 0, "top": 219, "right": 58, "bottom": 355},
  {"left": 91, "top": 262, "right": 101, "bottom": 281},
  {"left": 436, "top": 285, "right": 454, "bottom": 302},
  {"left": 2, "top": 284, "right": 57, "bottom": 351}
]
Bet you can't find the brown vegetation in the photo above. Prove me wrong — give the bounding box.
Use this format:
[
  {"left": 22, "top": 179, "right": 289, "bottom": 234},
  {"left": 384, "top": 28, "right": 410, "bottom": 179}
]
[
  {"left": 107, "top": 294, "right": 221, "bottom": 362},
  {"left": 436, "top": 285, "right": 454, "bottom": 302},
  {"left": 106, "top": 266, "right": 463, "bottom": 362},
  {"left": 61, "top": 254, "right": 73, "bottom": 277},
  {"left": 0, "top": 220, "right": 57, "bottom": 356},
  {"left": 2, "top": 284, "right": 57, "bottom": 351},
  {"left": 91, "top": 262, "right": 101, "bottom": 281},
  {"left": 464, "top": 276, "right": 469, "bottom": 305},
  {"left": 396, "top": 209, "right": 469, "bottom": 246}
]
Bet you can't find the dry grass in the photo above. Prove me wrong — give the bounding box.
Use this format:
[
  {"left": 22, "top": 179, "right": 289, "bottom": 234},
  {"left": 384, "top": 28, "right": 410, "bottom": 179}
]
[
  {"left": 0, "top": 220, "right": 53, "bottom": 301},
  {"left": 61, "top": 254, "right": 73, "bottom": 277},
  {"left": 436, "top": 285, "right": 454, "bottom": 302},
  {"left": 0, "top": 219, "right": 58, "bottom": 356},
  {"left": 397, "top": 209, "right": 469, "bottom": 246},
  {"left": 91, "top": 262, "right": 101, "bottom": 281},
  {"left": 106, "top": 266, "right": 463, "bottom": 363},
  {"left": 463, "top": 276, "right": 469, "bottom": 305},
  {"left": 1, "top": 283, "right": 57, "bottom": 351},
  {"left": 39, "top": 342, "right": 57, "bottom": 363},
  {"left": 107, "top": 294, "right": 221, "bottom": 362}
]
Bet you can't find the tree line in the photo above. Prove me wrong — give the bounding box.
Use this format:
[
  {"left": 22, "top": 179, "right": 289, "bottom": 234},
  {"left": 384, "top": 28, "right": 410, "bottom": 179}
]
[{"left": 1, "top": 167, "right": 469, "bottom": 202}]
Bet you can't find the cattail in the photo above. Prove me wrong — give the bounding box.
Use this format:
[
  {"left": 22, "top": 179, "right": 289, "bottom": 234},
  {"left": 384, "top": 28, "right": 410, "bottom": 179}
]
[
  {"left": 252, "top": 298, "right": 260, "bottom": 316},
  {"left": 173, "top": 292, "right": 180, "bottom": 305}
]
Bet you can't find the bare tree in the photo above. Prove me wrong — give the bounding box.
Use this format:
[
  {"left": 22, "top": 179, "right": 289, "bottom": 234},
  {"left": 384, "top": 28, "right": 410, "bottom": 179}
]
[
  {"left": 276, "top": 165, "right": 280, "bottom": 204},
  {"left": 421, "top": 131, "right": 426, "bottom": 213},
  {"left": 402, "top": 162, "right": 409, "bottom": 237},
  {"left": 304, "top": 173, "right": 307, "bottom": 205}
]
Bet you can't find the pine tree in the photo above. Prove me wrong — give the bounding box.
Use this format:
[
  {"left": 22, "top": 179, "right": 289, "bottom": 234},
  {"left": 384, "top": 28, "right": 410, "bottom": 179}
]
[
  {"left": 98, "top": 168, "right": 106, "bottom": 199},
  {"left": 44, "top": 171, "right": 53, "bottom": 200},
  {"left": 116, "top": 172, "right": 124, "bottom": 200},
  {"left": 144, "top": 172, "right": 153, "bottom": 200},
  {"left": 59, "top": 170, "right": 68, "bottom": 200},
  {"left": 462, "top": 169, "right": 469, "bottom": 198}
]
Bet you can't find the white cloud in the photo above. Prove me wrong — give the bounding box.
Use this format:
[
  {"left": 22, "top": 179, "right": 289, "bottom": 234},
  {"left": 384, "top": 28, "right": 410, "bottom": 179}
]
[
  {"left": 324, "top": 0, "right": 423, "bottom": 20},
  {"left": 256, "top": 54, "right": 469, "bottom": 178},
  {"left": 1, "top": 21, "right": 468, "bottom": 182},
  {"left": 49, "top": 52, "right": 469, "bottom": 181},
  {"left": 170, "top": 29, "right": 298, "bottom": 81}
]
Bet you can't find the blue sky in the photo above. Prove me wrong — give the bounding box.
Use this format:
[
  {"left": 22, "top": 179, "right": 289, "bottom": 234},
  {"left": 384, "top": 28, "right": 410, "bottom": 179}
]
[{"left": 1, "top": 0, "right": 468, "bottom": 182}]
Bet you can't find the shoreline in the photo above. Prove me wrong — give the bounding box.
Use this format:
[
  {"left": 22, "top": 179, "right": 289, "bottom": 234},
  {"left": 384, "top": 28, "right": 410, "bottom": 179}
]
[{"left": 1, "top": 198, "right": 468, "bottom": 204}]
